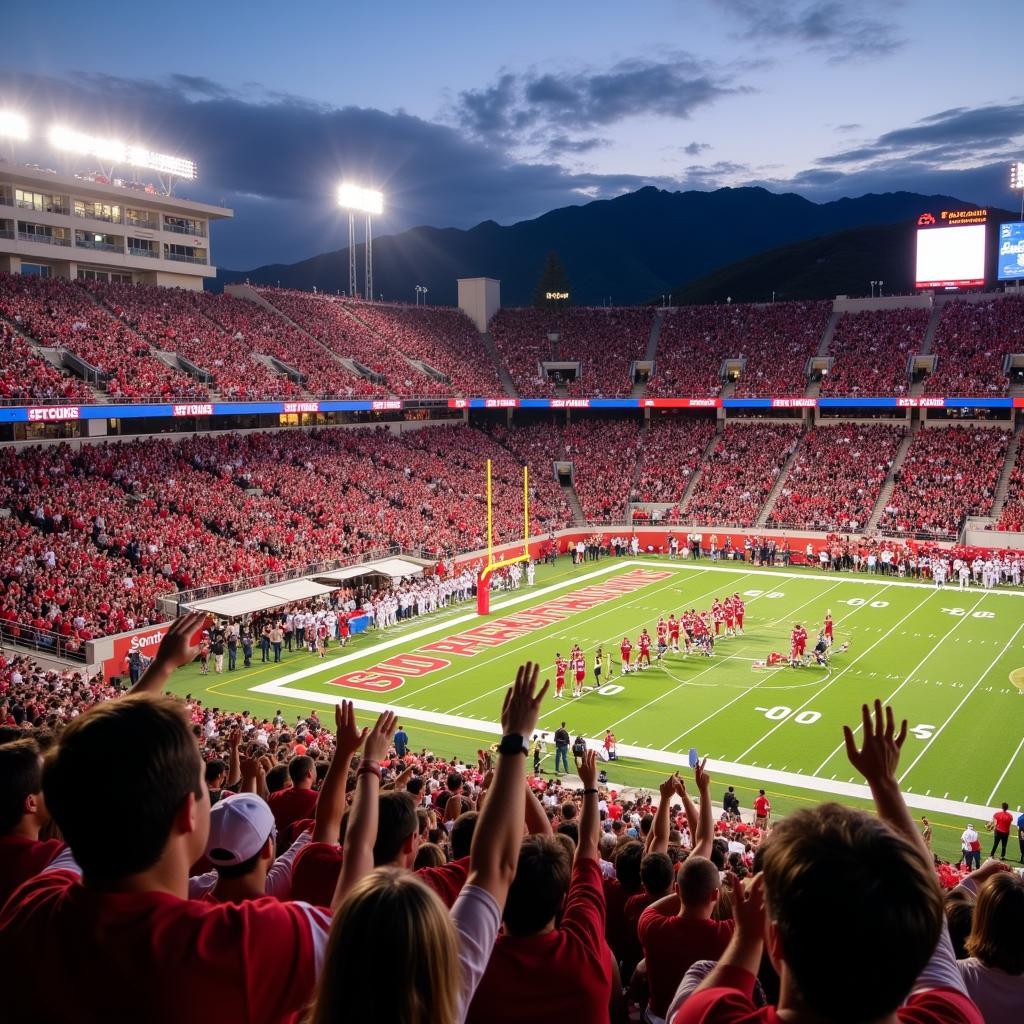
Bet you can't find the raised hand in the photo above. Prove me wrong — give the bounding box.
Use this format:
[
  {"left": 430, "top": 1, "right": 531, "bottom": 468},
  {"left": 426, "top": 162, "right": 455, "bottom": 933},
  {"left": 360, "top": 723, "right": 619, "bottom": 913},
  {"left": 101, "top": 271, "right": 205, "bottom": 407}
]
[
  {"left": 154, "top": 611, "right": 210, "bottom": 671},
  {"left": 334, "top": 701, "right": 367, "bottom": 758},
  {"left": 501, "top": 662, "right": 550, "bottom": 738},
  {"left": 363, "top": 710, "right": 398, "bottom": 764},
  {"left": 393, "top": 765, "right": 415, "bottom": 791},
  {"left": 659, "top": 773, "right": 679, "bottom": 802},
  {"left": 843, "top": 700, "right": 907, "bottom": 786},
  {"left": 694, "top": 757, "right": 710, "bottom": 792},
  {"left": 728, "top": 871, "right": 766, "bottom": 939},
  {"left": 578, "top": 748, "right": 598, "bottom": 790}
]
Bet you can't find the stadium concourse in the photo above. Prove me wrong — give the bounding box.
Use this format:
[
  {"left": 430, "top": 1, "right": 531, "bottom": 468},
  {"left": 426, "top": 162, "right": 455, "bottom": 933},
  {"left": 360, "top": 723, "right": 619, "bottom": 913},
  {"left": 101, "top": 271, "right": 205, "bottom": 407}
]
[{"left": 3, "top": 280, "right": 1024, "bottom": 1023}]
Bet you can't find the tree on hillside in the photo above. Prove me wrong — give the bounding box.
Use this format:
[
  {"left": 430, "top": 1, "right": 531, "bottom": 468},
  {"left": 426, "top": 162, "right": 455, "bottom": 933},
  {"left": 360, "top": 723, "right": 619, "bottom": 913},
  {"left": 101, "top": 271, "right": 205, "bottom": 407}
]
[{"left": 532, "top": 251, "right": 571, "bottom": 309}]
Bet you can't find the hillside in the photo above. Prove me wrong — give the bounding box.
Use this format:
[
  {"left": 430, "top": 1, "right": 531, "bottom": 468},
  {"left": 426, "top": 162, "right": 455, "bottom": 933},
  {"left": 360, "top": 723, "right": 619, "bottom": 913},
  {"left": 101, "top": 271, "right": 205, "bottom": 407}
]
[{"left": 216, "top": 186, "right": 989, "bottom": 306}]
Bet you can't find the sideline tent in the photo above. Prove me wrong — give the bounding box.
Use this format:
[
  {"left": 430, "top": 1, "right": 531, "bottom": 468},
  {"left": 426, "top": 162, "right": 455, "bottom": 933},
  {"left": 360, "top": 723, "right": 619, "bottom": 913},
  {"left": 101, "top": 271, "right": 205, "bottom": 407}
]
[{"left": 186, "top": 579, "right": 337, "bottom": 620}]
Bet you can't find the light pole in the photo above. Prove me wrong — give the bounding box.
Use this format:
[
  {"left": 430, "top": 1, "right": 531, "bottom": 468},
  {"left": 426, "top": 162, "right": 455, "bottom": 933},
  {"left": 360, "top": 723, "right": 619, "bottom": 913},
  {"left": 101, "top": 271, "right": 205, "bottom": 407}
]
[
  {"left": 337, "top": 183, "right": 383, "bottom": 301},
  {"left": 414, "top": 285, "right": 429, "bottom": 306},
  {"left": 870, "top": 280, "right": 878, "bottom": 298}
]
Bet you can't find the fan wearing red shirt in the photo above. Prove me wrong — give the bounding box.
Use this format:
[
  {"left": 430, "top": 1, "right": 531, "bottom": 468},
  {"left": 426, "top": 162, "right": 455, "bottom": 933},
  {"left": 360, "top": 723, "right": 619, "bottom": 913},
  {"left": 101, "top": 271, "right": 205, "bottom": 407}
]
[
  {"left": 467, "top": 749, "right": 618, "bottom": 1024},
  {"left": 989, "top": 802, "right": 1014, "bottom": 859},
  {"left": 0, "top": 613, "right": 341, "bottom": 1024},
  {"left": 0, "top": 738, "right": 64, "bottom": 908},
  {"left": 267, "top": 754, "right": 319, "bottom": 841},
  {"left": 669, "top": 701, "right": 982, "bottom": 1024},
  {"left": 753, "top": 790, "right": 771, "bottom": 830}
]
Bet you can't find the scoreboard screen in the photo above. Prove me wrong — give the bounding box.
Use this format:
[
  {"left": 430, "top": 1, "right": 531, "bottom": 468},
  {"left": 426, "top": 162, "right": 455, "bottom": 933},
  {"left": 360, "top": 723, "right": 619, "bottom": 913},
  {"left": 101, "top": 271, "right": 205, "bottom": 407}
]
[
  {"left": 915, "top": 210, "right": 987, "bottom": 289},
  {"left": 997, "top": 221, "right": 1024, "bottom": 281}
]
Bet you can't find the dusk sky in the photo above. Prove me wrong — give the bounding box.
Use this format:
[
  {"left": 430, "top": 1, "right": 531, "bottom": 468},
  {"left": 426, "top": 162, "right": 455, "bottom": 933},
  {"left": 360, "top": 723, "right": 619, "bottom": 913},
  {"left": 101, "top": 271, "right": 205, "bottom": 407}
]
[{"left": 4, "top": 0, "right": 1021, "bottom": 268}]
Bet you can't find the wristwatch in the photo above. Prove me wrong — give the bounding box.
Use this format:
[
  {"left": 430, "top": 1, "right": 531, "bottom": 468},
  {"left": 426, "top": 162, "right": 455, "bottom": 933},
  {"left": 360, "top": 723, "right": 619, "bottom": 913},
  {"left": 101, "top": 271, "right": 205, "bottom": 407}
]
[{"left": 498, "top": 733, "right": 529, "bottom": 755}]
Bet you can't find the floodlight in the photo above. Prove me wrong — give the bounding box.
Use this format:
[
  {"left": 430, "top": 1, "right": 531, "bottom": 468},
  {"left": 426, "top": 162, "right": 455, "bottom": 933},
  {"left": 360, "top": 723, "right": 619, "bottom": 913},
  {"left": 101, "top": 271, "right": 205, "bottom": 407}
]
[
  {"left": 337, "top": 183, "right": 384, "bottom": 215},
  {"left": 1012, "top": 161, "right": 1024, "bottom": 191},
  {"left": 0, "top": 111, "right": 29, "bottom": 140},
  {"left": 47, "top": 124, "right": 196, "bottom": 180}
]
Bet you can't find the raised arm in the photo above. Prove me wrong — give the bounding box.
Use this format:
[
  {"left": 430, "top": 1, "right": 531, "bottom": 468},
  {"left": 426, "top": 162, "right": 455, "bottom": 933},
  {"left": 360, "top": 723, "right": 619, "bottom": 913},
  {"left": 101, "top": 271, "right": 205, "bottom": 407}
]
[
  {"left": 225, "top": 729, "right": 242, "bottom": 789},
  {"left": 843, "top": 700, "right": 929, "bottom": 865},
  {"left": 130, "top": 612, "right": 208, "bottom": 694},
  {"left": 466, "top": 662, "right": 548, "bottom": 902},
  {"left": 332, "top": 710, "right": 396, "bottom": 910},
  {"left": 576, "top": 748, "right": 600, "bottom": 862},
  {"left": 689, "top": 874, "right": 766, "bottom": 998},
  {"left": 692, "top": 758, "right": 714, "bottom": 860},
  {"left": 524, "top": 779, "right": 553, "bottom": 836},
  {"left": 312, "top": 702, "right": 365, "bottom": 844},
  {"left": 647, "top": 774, "right": 678, "bottom": 854},
  {"left": 676, "top": 775, "right": 700, "bottom": 851}
]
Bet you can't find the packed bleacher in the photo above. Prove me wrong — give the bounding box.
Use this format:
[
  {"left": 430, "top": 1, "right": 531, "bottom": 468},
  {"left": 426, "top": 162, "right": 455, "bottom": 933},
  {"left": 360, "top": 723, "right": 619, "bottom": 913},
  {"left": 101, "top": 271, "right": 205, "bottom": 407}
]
[
  {"left": 0, "top": 320, "right": 92, "bottom": 403},
  {"left": 631, "top": 416, "right": 718, "bottom": 506},
  {"left": 488, "top": 307, "right": 653, "bottom": 396},
  {"left": 767, "top": 423, "right": 904, "bottom": 531},
  {"left": 648, "top": 301, "right": 830, "bottom": 398},
  {"left": 0, "top": 273, "right": 208, "bottom": 399},
  {"left": 926, "top": 297, "right": 1024, "bottom": 396},
  {"left": 0, "top": 425, "right": 570, "bottom": 644},
  {"left": 680, "top": 423, "right": 802, "bottom": 526},
  {"left": 878, "top": 426, "right": 1011, "bottom": 537},
  {"left": 341, "top": 300, "right": 505, "bottom": 395},
  {"left": 821, "top": 308, "right": 930, "bottom": 396},
  {"left": 81, "top": 279, "right": 300, "bottom": 399},
  {"left": 996, "top": 435, "right": 1024, "bottom": 531},
  {"left": 257, "top": 288, "right": 450, "bottom": 396}
]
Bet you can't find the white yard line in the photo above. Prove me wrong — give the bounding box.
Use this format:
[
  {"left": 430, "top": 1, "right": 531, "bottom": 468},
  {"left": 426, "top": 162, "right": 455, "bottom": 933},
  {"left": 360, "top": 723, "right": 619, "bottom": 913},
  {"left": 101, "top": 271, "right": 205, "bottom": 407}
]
[
  {"left": 812, "top": 594, "right": 988, "bottom": 776},
  {"left": 736, "top": 589, "right": 939, "bottom": 762},
  {"left": 987, "top": 732, "right": 1024, "bottom": 805},
  {"left": 898, "top": 617, "right": 1024, "bottom": 785},
  {"left": 247, "top": 680, "right": 1002, "bottom": 821}
]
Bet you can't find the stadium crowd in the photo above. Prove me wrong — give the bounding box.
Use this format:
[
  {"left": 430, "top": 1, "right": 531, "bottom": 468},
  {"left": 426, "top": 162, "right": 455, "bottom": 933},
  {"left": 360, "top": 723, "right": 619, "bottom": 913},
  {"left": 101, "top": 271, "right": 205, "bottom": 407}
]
[
  {"left": 996, "top": 436, "right": 1024, "bottom": 532},
  {"left": 2, "top": 615, "right": 1021, "bottom": 1022},
  {"left": 927, "top": 298, "right": 1023, "bottom": 396},
  {"left": 821, "top": 308, "right": 930, "bottom": 397},
  {"left": 631, "top": 416, "right": 718, "bottom": 507},
  {"left": 0, "top": 319, "right": 92, "bottom": 403},
  {"left": 0, "top": 273, "right": 208, "bottom": 399},
  {"left": 680, "top": 423, "right": 802, "bottom": 526},
  {"left": 767, "top": 423, "right": 903, "bottom": 531},
  {"left": 878, "top": 426, "right": 1010, "bottom": 538}
]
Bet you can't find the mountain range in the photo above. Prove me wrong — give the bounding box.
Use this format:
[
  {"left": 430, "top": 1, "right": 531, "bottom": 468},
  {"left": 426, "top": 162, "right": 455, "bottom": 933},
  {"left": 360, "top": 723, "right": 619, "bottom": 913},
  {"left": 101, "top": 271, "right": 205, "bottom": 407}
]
[{"left": 216, "top": 186, "right": 1006, "bottom": 306}]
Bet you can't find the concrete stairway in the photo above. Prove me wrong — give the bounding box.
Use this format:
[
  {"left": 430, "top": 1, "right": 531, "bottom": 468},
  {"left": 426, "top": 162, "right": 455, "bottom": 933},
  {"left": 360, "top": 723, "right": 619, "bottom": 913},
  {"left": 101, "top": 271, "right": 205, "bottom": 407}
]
[
  {"left": 756, "top": 438, "right": 803, "bottom": 526},
  {"left": 631, "top": 310, "right": 664, "bottom": 398},
  {"left": 919, "top": 302, "right": 943, "bottom": 356},
  {"left": 678, "top": 428, "right": 721, "bottom": 514},
  {"left": 989, "top": 424, "right": 1022, "bottom": 523},
  {"left": 818, "top": 311, "right": 842, "bottom": 356},
  {"left": 479, "top": 330, "right": 518, "bottom": 397},
  {"left": 561, "top": 479, "right": 587, "bottom": 525},
  {"left": 866, "top": 433, "right": 915, "bottom": 531}
]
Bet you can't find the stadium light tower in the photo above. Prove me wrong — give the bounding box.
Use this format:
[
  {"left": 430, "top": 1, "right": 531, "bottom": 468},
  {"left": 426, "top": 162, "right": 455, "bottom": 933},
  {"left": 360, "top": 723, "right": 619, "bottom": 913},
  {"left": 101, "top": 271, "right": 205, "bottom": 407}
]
[
  {"left": 0, "top": 111, "right": 29, "bottom": 140},
  {"left": 1012, "top": 161, "right": 1024, "bottom": 220},
  {"left": 337, "top": 183, "right": 383, "bottom": 301}
]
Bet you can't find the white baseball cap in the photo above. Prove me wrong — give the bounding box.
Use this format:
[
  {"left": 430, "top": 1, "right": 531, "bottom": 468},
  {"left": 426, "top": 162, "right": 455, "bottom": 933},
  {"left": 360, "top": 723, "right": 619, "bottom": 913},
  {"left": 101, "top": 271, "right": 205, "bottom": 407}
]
[{"left": 205, "top": 793, "right": 276, "bottom": 866}]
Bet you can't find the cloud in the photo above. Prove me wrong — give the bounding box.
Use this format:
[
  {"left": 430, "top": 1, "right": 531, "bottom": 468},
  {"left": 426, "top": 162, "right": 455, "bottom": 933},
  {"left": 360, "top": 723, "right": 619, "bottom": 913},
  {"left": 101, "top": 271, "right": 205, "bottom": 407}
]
[
  {"left": 718, "top": 0, "right": 905, "bottom": 63},
  {"left": 684, "top": 141, "right": 711, "bottom": 156},
  {"left": 455, "top": 53, "right": 747, "bottom": 151}
]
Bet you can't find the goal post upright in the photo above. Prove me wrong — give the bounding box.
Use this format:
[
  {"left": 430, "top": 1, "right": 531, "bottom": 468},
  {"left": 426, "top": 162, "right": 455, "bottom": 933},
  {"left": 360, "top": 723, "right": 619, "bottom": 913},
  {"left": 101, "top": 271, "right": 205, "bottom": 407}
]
[{"left": 476, "top": 459, "right": 531, "bottom": 615}]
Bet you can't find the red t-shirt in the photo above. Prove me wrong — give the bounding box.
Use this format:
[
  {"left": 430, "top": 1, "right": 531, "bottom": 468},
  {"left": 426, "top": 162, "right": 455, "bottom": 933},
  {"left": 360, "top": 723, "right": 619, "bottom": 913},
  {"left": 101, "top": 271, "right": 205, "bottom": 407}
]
[
  {"left": 0, "top": 834, "right": 64, "bottom": 908},
  {"left": 993, "top": 810, "right": 1013, "bottom": 834},
  {"left": 754, "top": 796, "right": 770, "bottom": 818},
  {"left": 267, "top": 787, "right": 319, "bottom": 834},
  {"left": 672, "top": 968, "right": 981, "bottom": 1024},
  {"left": 290, "top": 842, "right": 468, "bottom": 909},
  {"left": 639, "top": 906, "right": 735, "bottom": 1018},
  {"left": 624, "top": 888, "right": 659, "bottom": 947},
  {"left": 0, "top": 867, "right": 330, "bottom": 1023},
  {"left": 468, "top": 858, "right": 613, "bottom": 1024}
]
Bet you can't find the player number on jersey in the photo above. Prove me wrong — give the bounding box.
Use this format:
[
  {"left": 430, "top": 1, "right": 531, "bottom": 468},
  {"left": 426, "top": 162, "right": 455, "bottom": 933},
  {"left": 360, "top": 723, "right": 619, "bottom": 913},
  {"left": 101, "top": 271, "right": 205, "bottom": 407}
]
[
  {"left": 844, "top": 598, "right": 889, "bottom": 608},
  {"left": 756, "top": 705, "right": 821, "bottom": 725},
  {"left": 940, "top": 608, "right": 995, "bottom": 619}
]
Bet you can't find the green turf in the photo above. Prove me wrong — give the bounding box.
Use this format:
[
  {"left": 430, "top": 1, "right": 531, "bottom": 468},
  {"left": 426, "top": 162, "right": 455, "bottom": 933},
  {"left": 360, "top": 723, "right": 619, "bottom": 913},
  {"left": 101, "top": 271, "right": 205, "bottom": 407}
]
[{"left": 166, "top": 555, "right": 1024, "bottom": 864}]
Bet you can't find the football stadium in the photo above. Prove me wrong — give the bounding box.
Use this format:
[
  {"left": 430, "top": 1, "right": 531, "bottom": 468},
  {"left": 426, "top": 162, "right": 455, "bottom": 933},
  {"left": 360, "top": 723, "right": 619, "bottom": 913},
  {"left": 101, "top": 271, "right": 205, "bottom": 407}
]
[{"left": 2, "top": 8, "right": 1024, "bottom": 1022}]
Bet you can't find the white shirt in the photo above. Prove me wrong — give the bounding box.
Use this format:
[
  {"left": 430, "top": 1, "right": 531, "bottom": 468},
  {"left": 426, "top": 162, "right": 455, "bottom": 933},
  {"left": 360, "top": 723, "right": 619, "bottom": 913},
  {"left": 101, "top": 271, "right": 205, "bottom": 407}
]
[{"left": 961, "top": 827, "right": 978, "bottom": 850}]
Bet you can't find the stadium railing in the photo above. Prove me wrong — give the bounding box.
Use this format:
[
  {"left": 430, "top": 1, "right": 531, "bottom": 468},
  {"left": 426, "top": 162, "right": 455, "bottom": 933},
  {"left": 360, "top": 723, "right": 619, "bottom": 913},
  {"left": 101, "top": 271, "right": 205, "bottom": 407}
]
[{"left": 0, "top": 622, "right": 87, "bottom": 663}]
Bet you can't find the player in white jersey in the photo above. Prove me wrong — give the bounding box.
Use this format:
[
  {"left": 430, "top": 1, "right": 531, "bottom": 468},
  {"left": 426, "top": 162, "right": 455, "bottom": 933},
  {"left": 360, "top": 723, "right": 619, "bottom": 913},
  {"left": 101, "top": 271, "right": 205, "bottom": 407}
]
[
  {"left": 932, "top": 560, "right": 947, "bottom": 588},
  {"left": 526, "top": 560, "right": 536, "bottom": 586},
  {"left": 958, "top": 563, "right": 970, "bottom": 589}
]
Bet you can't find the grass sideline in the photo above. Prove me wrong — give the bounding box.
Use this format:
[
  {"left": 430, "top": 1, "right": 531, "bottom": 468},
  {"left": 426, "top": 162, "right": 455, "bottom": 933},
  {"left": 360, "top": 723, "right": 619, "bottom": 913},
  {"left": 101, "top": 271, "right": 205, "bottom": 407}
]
[{"left": 165, "top": 555, "right": 1024, "bottom": 864}]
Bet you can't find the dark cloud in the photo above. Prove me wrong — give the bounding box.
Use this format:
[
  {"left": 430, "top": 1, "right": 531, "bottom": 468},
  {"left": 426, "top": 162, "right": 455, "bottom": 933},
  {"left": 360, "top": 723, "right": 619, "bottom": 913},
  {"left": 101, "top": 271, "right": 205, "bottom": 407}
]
[
  {"left": 455, "top": 53, "right": 746, "bottom": 148},
  {"left": 543, "top": 135, "right": 609, "bottom": 156},
  {"left": 684, "top": 141, "right": 711, "bottom": 156},
  {"left": 719, "top": 0, "right": 905, "bottom": 63}
]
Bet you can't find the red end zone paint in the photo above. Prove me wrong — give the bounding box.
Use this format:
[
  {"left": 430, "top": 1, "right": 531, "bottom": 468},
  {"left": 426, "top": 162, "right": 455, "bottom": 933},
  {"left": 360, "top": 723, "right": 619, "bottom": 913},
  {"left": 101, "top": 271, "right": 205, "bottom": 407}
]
[{"left": 328, "top": 568, "right": 671, "bottom": 693}]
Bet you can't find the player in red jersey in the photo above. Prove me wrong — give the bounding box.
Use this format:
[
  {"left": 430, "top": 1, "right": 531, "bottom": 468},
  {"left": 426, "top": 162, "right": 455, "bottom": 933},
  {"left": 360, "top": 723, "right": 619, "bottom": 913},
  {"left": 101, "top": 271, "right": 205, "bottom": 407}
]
[
  {"left": 637, "top": 628, "right": 652, "bottom": 668},
  {"left": 573, "top": 650, "right": 587, "bottom": 697},
  {"left": 733, "top": 593, "right": 745, "bottom": 634},
  {"left": 555, "top": 653, "right": 568, "bottom": 697},
  {"left": 790, "top": 623, "right": 808, "bottom": 665},
  {"left": 668, "top": 613, "right": 681, "bottom": 653},
  {"left": 824, "top": 609, "right": 834, "bottom": 645},
  {"left": 620, "top": 636, "right": 633, "bottom": 674},
  {"left": 656, "top": 617, "right": 669, "bottom": 660},
  {"left": 712, "top": 599, "right": 725, "bottom": 636},
  {"left": 723, "top": 596, "right": 736, "bottom": 637}
]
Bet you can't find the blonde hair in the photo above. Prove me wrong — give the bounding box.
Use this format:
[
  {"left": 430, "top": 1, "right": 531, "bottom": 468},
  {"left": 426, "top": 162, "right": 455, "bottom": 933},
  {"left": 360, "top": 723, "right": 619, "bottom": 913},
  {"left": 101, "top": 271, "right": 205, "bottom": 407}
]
[{"left": 307, "top": 868, "right": 460, "bottom": 1024}]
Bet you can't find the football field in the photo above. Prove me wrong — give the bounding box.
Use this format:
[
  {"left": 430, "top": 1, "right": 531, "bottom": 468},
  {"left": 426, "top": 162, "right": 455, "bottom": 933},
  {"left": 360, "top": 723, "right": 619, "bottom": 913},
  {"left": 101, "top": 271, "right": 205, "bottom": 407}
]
[{"left": 167, "top": 556, "right": 1024, "bottom": 861}]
